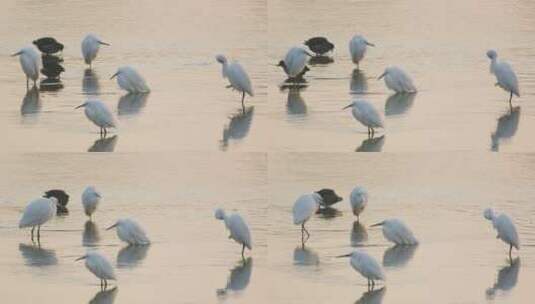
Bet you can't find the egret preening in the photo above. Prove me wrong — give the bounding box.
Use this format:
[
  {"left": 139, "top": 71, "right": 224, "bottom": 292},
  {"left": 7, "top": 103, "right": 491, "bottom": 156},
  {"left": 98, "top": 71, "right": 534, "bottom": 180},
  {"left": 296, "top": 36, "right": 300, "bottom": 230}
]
[
  {"left": 33, "top": 37, "right": 64, "bottom": 54},
  {"left": 337, "top": 250, "right": 385, "bottom": 290},
  {"left": 12, "top": 47, "right": 40, "bottom": 89},
  {"left": 304, "top": 37, "right": 335, "bottom": 56},
  {"left": 43, "top": 189, "right": 70, "bottom": 215},
  {"left": 82, "top": 34, "right": 110, "bottom": 68},
  {"left": 111, "top": 66, "right": 150, "bottom": 93},
  {"left": 106, "top": 218, "right": 150, "bottom": 246},
  {"left": 216, "top": 55, "right": 254, "bottom": 112},
  {"left": 378, "top": 66, "right": 417, "bottom": 93},
  {"left": 343, "top": 100, "right": 384, "bottom": 138},
  {"left": 76, "top": 251, "right": 116, "bottom": 289},
  {"left": 484, "top": 208, "right": 520, "bottom": 259},
  {"left": 278, "top": 47, "right": 312, "bottom": 81},
  {"left": 371, "top": 219, "right": 418, "bottom": 245},
  {"left": 349, "top": 35, "right": 374, "bottom": 69},
  {"left": 350, "top": 186, "right": 368, "bottom": 221},
  {"left": 19, "top": 197, "right": 59, "bottom": 242},
  {"left": 215, "top": 209, "right": 252, "bottom": 259},
  {"left": 75, "top": 100, "right": 116, "bottom": 136},
  {"left": 82, "top": 186, "right": 102, "bottom": 220},
  {"left": 292, "top": 193, "right": 322, "bottom": 243},
  {"left": 487, "top": 50, "right": 520, "bottom": 110}
]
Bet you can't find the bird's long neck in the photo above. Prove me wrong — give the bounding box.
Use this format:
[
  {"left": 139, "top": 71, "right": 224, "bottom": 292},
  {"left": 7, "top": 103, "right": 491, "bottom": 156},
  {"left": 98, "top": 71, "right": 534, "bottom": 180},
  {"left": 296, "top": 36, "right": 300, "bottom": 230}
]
[{"left": 490, "top": 58, "right": 497, "bottom": 74}]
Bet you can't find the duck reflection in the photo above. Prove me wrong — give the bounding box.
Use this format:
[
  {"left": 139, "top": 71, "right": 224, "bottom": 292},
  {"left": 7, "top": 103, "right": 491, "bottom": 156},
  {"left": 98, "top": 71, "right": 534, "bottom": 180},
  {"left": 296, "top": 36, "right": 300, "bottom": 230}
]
[
  {"left": 351, "top": 221, "right": 368, "bottom": 246},
  {"left": 287, "top": 88, "right": 307, "bottom": 115},
  {"left": 350, "top": 69, "right": 368, "bottom": 95},
  {"left": 88, "top": 135, "right": 118, "bottom": 152},
  {"left": 293, "top": 245, "right": 319, "bottom": 266},
  {"left": 118, "top": 93, "right": 149, "bottom": 115},
  {"left": 355, "top": 287, "right": 386, "bottom": 304},
  {"left": 83, "top": 68, "right": 100, "bottom": 95},
  {"left": 385, "top": 93, "right": 415, "bottom": 116},
  {"left": 39, "top": 78, "right": 64, "bottom": 92},
  {"left": 217, "top": 257, "right": 253, "bottom": 296},
  {"left": 19, "top": 243, "right": 57, "bottom": 267},
  {"left": 356, "top": 135, "right": 385, "bottom": 152},
  {"left": 309, "top": 56, "right": 334, "bottom": 65},
  {"left": 317, "top": 206, "right": 342, "bottom": 219},
  {"left": 382, "top": 245, "right": 417, "bottom": 268},
  {"left": 21, "top": 86, "right": 41, "bottom": 115},
  {"left": 486, "top": 257, "right": 520, "bottom": 299},
  {"left": 89, "top": 286, "right": 118, "bottom": 304},
  {"left": 220, "top": 106, "right": 254, "bottom": 150},
  {"left": 83, "top": 220, "right": 100, "bottom": 246},
  {"left": 491, "top": 106, "right": 520, "bottom": 151},
  {"left": 117, "top": 245, "right": 150, "bottom": 269}
]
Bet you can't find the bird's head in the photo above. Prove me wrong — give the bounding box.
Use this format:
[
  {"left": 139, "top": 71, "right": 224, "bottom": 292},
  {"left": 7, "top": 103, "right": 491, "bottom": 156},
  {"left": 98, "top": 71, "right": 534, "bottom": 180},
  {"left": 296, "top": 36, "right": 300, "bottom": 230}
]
[
  {"left": 377, "top": 67, "right": 393, "bottom": 80},
  {"left": 75, "top": 255, "right": 87, "bottom": 261},
  {"left": 214, "top": 208, "right": 226, "bottom": 220},
  {"left": 336, "top": 251, "right": 356, "bottom": 258},
  {"left": 11, "top": 47, "right": 29, "bottom": 57},
  {"left": 276, "top": 60, "right": 286, "bottom": 68},
  {"left": 342, "top": 101, "right": 356, "bottom": 110},
  {"left": 483, "top": 208, "right": 495, "bottom": 221},
  {"left": 486, "top": 49, "right": 497, "bottom": 60},
  {"left": 315, "top": 189, "right": 343, "bottom": 206},
  {"left": 370, "top": 221, "right": 385, "bottom": 227},
  {"left": 215, "top": 54, "right": 227, "bottom": 64},
  {"left": 75, "top": 102, "right": 88, "bottom": 109}
]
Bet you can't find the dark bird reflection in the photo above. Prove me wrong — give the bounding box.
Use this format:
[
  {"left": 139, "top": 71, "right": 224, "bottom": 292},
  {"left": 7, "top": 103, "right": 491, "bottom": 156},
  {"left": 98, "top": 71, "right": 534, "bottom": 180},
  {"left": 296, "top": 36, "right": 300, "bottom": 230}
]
[
  {"left": 88, "top": 135, "right": 118, "bottom": 152},
  {"left": 309, "top": 56, "right": 334, "bottom": 65},
  {"left": 217, "top": 258, "right": 253, "bottom": 296},
  {"left": 293, "top": 246, "right": 319, "bottom": 266},
  {"left": 83, "top": 69, "right": 100, "bottom": 95},
  {"left": 89, "top": 286, "right": 118, "bottom": 304},
  {"left": 118, "top": 93, "right": 149, "bottom": 115},
  {"left": 39, "top": 78, "right": 64, "bottom": 92},
  {"left": 117, "top": 245, "right": 150, "bottom": 269},
  {"left": 385, "top": 93, "right": 416, "bottom": 116},
  {"left": 287, "top": 88, "right": 307, "bottom": 115},
  {"left": 355, "top": 287, "right": 386, "bottom": 304},
  {"left": 351, "top": 221, "right": 368, "bottom": 246},
  {"left": 356, "top": 135, "right": 385, "bottom": 152},
  {"left": 21, "top": 86, "right": 41, "bottom": 115},
  {"left": 350, "top": 69, "right": 368, "bottom": 94},
  {"left": 382, "top": 245, "right": 417, "bottom": 268},
  {"left": 491, "top": 106, "right": 520, "bottom": 152},
  {"left": 220, "top": 106, "right": 254, "bottom": 150},
  {"left": 317, "top": 206, "right": 342, "bottom": 219},
  {"left": 83, "top": 220, "right": 100, "bottom": 246},
  {"left": 486, "top": 258, "right": 520, "bottom": 299},
  {"left": 19, "top": 243, "right": 57, "bottom": 267}
]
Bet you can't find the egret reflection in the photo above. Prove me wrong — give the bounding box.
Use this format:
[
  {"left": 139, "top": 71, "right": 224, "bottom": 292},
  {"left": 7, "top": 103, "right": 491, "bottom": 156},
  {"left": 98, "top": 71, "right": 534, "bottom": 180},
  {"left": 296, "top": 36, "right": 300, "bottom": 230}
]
[
  {"left": 355, "top": 287, "right": 386, "bottom": 304},
  {"left": 83, "top": 220, "right": 100, "bottom": 246},
  {"left": 486, "top": 258, "right": 520, "bottom": 299},
  {"left": 356, "top": 135, "right": 385, "bottom": 152},
  {"left": 293, "top": 246, "right": 319, "bottom": 266},
  {"left": 217, "top": 258, "right": 253, "bottom": 296},
  {"left": 351, "top": 221, "right": 368, "bottom": 246},
  {"left": 83, "top": 68, "right": 100, "bottom": 95},
  {"left": 220, "top": 106, "right": 254, "bottom": 149},
  {"left": 385, "top": 93, "right": 415, "bottom": 116},
  {"left": 88, "top": 135, "right": 118, "bottom": 152},
  {"left": 118, "top": 93, "right": 149, "bottom": 115},
  {"left": 117, "top": 245, "right": 150, "bottom": 268},
  {"left": 21, "top": 86, "right": 41, "bottom": 116},
  {"left": 350, "top": 69, "right": 368, "bottom": 94},
  {"left": 287, "top": 88, "right": 307, "bottom": 115},
  {"left": 19, "top": 243, "right": 57, "bottom": 267},
  {"left": 382, "top": 245, "right": 417, "bottom": 268},
  {"left": 491, "top": 106, "right": 520, "bottom": 151},
  {"left": 89, "top": 286, "right": 118, "bottom": 304}
]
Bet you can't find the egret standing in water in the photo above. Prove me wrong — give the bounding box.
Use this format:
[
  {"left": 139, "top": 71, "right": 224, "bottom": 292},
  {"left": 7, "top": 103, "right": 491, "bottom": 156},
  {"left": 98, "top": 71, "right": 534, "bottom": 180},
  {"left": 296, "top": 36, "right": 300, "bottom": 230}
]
[
  {"left": 278, "top": 47, "right": 312, "bottom": 81},
  {"left": 292, "top": 193, "right": 322, "bottom": 243},
  {"left": 378, "top": 66, "right": 417, "bottom": 93},
  {"left": 111, "top": 66, "right": 150, "bottom": 93},
  {"left": 106, "top": 218, "right": 150, "bottom": 246},
  {"left": 76, "top": 100, "right": 116, "bottom": 136},
  {"left": 484, "top": 208, "right": 520, "bottom": 259},
  {"left": 215, "top": 55, "right": 254, "bottom": 112},
  {"left": 12, "top": 47, "right": 40, "bottom": 89},
  {"left": 349, "top": 35, "right": 374, "bottom": 69},
  {"left": 486, "top": 50, "right": 520, "bottom": 110},
  {"left": 76, "top": 251, "right": 116, "bottom": 289},
  {"left": 82, "top": 186, "right": 102, "bottom": 220},
  {"left": 350, "top": 186, "right": 368, "bottom": 222},
  {"left": 82, "top": 34, "right": 110, "bottom": 68},
  {"left": 215, "top": 209, "right": 252, "bottom": 259},
  {"left": 371, "top": 219, "right": 418, "bottom": 245},
  {"left": 19, "top": 197, "right": 59, "bottom": 242},
  {"left": 343, "top": 100, "right": 384, "bottom": 138},
  {"left": 337, "top": 250, "right": 385, "bottom": 290}
]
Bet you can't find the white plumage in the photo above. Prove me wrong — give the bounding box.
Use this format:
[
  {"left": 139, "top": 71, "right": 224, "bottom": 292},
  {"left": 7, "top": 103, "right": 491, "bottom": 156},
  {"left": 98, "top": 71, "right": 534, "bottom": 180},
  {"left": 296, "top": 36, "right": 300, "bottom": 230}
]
[
  {"left": 292, "top": 193, "right": 322, "bottom": 243},
  {"left": 12, "top": 47, "right": 41, "bottom": 87},
  {"left": 107, "top": 218, "right": 150, "bottom": 245},
  {"left": 76, "top": 100, "right": 116, "bottom": 136},
  {"left": 19, "top": 197, "right": 58, "bottom": 241},
  {"left": 82, "top": 34, "right": 110, "bottom": 68},
  {"left": 339, "top": 250, "right": 385, "bottom": 289},
  {"left": 215, "top": 209, "right": 252, "bottom": 258},
  {"left": 82, "top": 186, "right": 102, "bottom": 219},
  {"left": 484, "top": 208, "right": 520, "bottom": 257},
  {"left": 372, "top": 219, "right": 418, "bottom": 245},
  {"left": 349, "top": 35, "right": 374, "bottom": 68},
  {"left": 111, "top": 66, "right": 150, "bottom": 93},
  {"left": 279, "top": 47, "right": 310, "bottom": 78},
  {"left": 343, "top": 100, "right": 384, "bottom": 137},
  {"left": 487, "top": 50, "right": 520, "bottom": 107},
  {"left": 76, "top": 251, "right": 116, "bottom": 288},
  {"left": 378, "top": 66, "right": 417, "bottom": 93},
  {"left": 350, "top": 186, "right": 368, "bottom": 220},
  {"left": 216, "top": 55, "right": 254, "bottom": 110}
]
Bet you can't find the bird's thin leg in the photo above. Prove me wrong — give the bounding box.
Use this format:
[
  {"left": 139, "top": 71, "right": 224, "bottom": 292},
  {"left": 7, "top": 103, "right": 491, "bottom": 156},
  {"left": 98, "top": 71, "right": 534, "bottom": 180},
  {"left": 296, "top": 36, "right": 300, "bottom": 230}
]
[
  {"left": 26, "top": 77, "right": 29, "bottom": 90},
  {"left": 509, "top": 91, "right": 513, "bottom": 112},
  {"left": 509, "top": 244, "right": 513, "bottom": 260},
  {"left": 104, "top": 128, "right": 107, "bottom": 137},
  {"left": 31, "top": 226, "right": 35, "bottom": 242},
  {"left": 104, "top": 279, "right": 107, "bottom": 290},
  {"left": 37, "top": 225, "right": 41, "bottom": 241},
  {"left": 302, "top": 223, "right": 310, "bottom": 242},
  {"left": 367, "top": 279, "right": 370, "bottom": 290},
  {"left": 371, "top": 128, "right": 375, "bottom": 138},
  {"left": 241, "top": 244, "right": 246, "bottom": 260},
  {"left": 241, "top": 92, "right": 246, "bottom": 114},
  {"left": 371, "top": 280, "right": 375, "bottom": 290}
]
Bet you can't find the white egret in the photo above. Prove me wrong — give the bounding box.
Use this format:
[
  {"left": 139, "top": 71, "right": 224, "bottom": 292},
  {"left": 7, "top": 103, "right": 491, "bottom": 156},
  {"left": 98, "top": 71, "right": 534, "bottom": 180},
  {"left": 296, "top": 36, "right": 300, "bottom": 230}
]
[
  {"left": 350, "top": 186, "right": 368, "bottom": 221},
  {"left": 110, "top": 66, "right": 150, "bottom": 93},
  {"left": 487, "top": 50, "right": 520, "bottom": 109},
  {"left": 378, "top": 66, "right": 417, "bottom": 93},
  {"left": 292, "top": 193, "right": 322, "bottom": 243},
  {"left": 215, "top": 55, "right": 254, "bottom": 111},
  {"left": 343, "top": 100, "right": 384, "bottom": 137},
  {"left": 337, "top": 250, "right": 385, "bottom": 290},
  {"left": 106, "top": 218, "right": 150, "bottom": 246},
  {"left": 82, "top": 34, "right": 110, "bottom": 68},
  {"left": 278, "top": 47, "right": 312, "bottom": 81},
  {"left": 82, "top": 186, "right": 102, "bottom": 220},
  {"left": 76, "top": 251, "right": 116, "bottom": 289},
  {"left": 484, "top": 208, "right": 520, "bottom": 258},
  {"left": 349, "top": 35, "right": 374, "bottom": 69},
  {"left": 11, "top": 47, "right": 40, "bottom": 88},
  {"left": 371, "top": 219, "right": 418, "bottom": 245},
  {"left": 76, "top": 100, "right": 116, "bottom": 136},
  {"left": 215, "top": 209, "right": 252, "bottom": 259},
  {"left": 19, "top": 197, "right": 59, "bottom": 242}
]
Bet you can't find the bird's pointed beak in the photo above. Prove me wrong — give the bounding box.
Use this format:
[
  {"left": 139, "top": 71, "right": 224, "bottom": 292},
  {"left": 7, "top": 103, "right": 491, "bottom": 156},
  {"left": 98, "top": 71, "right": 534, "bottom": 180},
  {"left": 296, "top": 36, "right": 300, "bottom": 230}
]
[
  {"left": 75, "top": 103, "right": 86, "bottom": 109},
  {"left": 110, "top": 72, "right": 119, "bottom": 80},
  {"left": 342, "top": 103, "right": 353, "bottom": 110},
  {"left": 336, "top": 253, "right": 352, "bottom": 258},
  {"left": 304, "top": 51, "right": 313, "bottom": 57},
  {"left": 99, "top": 41, "right": 110, "bottom": 46},
  {"left": 11, "top": 51, "right": 22, "bottom": 57},
  {"left": 75, "top": 256, "right": 86, "bottom": 261},
  {"left": 366, "top": 42, "right": 375, "bottom": 47},
  {"left": 106, "top": 223, "right": 118, "bottom": 231},
  {"left": 370, "top": 222, "right": 384, "bottom": 227},
  {"left": 377, "top": 72, "right": 386, "bottom": 80}
]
